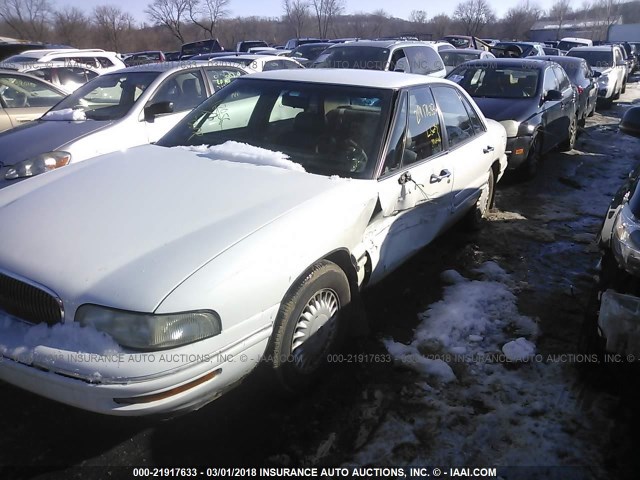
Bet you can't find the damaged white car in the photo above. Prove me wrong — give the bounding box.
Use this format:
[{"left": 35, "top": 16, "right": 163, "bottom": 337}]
[{"left": 0, "top": 69, "right": 507, "bottom": 415}]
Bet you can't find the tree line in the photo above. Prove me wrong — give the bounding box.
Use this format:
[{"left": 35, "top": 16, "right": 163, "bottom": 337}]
[{"left": 1, "top": 0, "right": 639, "bottom": 53}]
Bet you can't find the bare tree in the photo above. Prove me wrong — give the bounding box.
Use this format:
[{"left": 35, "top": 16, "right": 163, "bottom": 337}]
[
  {"left": 93, "top": 5, "right": 135, "bottom": 52},
  {"left": 429, "top": 13, "right": 452, "bottom": 39},
  {"left": 409, "top": 10, "right": 428, "bottom": 25},
  {"left": 0, "top": 0, "right": 51, "bottom": 41},
  {"left": 500, "top": 0, "right": 541, "bottom": 41},
  {"left": 549, "top": 0, "right": 572, "bottom": 40},
  {"left": 453, "top": 0, "right": 495, "bottom": 36},
  {"left": 53, "top": 7, "right": 89, "bottom": 47},
  {"left": 283, "top": 0, "right": 309, "bottom": 38},
  {"left": 310, "top": 0, "right": 345, "bottom": 38},
  {"left": 187, "top": 0, "right": 230, "bottom": 39},
  {"left": 146, "top": 0, "right": 189, "bottom": 43}
]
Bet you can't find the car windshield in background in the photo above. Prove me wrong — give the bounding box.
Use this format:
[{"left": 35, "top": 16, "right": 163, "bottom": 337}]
[
  {"left": 558, "top": 41, "right": 586, "bottom": 51},
  {"left": 449, "top": 66, "right": 539, "bottom": 99},
  {"left": 49, "top": 71, "right": 160, "bottom": 121},
  {"left": 311, "top": 47, "right": 390, "bottom": 70},
  {"left": 444, "top": 37, "right": 471, "bottom": 48},
  {"left": 158, "top": 78, "right": 392, "bottom": 179},
  {"left": 567, "top": 50, "right": 613, "bottom": 68},
  {"left": 441, "top": 51, "right": 481, "bottom": 67},
  {"left": 290, "top": 44, "right": 330, "bottom": 61}
]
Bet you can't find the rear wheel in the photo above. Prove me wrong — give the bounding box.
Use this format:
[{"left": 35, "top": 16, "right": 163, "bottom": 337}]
[
  {"left": 266, "top": 260, "right": 350, "bottom": 392},
  {"left": 559, "top": 115, "right": 577, "bottom": 152},
  {"left": 463, "top": 168, "right": 494, "bottom": 231}
]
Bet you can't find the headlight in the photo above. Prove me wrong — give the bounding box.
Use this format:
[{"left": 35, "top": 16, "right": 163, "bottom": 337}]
[
  {"left": 612, "top": 204, "right": 640, "bottom": 276},
  {"left": 499, "top": 120, "right": 520, "bottom": 137},
  {"left": 76, "top": 305, "right": 222, "bottom": 350},
  {"left": 5, "top": 151, "right": 71, "bottom": 180},
  {"left": 598, "top": 75, "right": 609, "bottom": 86}
]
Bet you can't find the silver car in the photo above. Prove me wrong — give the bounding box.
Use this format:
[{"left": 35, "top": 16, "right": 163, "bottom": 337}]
[{"left": 0, "top": 61, "right": 253, "bottom": 188}]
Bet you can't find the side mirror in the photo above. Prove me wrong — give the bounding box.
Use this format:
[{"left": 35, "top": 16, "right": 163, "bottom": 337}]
[
  {"left": 544, "top": 89, "right": 563, "bottom": 102},
  {"left": 592, "top": 71, "right": 601, "bottom": 78},
  {"left": 144, "top": 101, "right": 174, "bottom": 122},
  {"left": 620, "top": 106, "right": 640, "bottom": 138}
]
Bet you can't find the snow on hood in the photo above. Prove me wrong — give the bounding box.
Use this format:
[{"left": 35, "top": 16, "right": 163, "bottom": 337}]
[
  {"left": 352, "top": 262, "right": 603, "bottom": 469},
  {"left": 42, "top": 108, "right": 87, "bottom": 121},
  {"left": 182, "top": 141, "right": 306, "bottom": 172}
]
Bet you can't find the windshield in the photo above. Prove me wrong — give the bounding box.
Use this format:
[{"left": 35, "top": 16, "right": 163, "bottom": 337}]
[
  {"left": 440, "top": 51, "right": 480, "bottom": 67},
  {"left": 311, "top": 46, "right": 390, "bottom": 70},
  {"left": 444, "top": 37, "right": 471, "bottom": 48},
  {"left": 291, "top": 44, "right": 330, "bottom": 61},
  {"left": 567, "top": 50, "right": 613, "bottom": 68},
  {"left": 50, "top": 71, "right": 160, "bottom": 121},
  {"left": 449, "top": 66, "right": 540, "bottom": 99},
  {"left": 558, "top": 41, "right": 587, "bottom": 51},
  {"left": 157, "top": 78, "right": 392, "bottom": 179}
]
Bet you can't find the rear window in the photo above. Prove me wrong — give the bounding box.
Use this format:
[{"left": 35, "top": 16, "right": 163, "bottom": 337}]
[
  {"left": 567, "top": 50, "right": 613, "bottom": 68},
  {"left": 311, "top": 46, "right": 390, "bottom": 70}
]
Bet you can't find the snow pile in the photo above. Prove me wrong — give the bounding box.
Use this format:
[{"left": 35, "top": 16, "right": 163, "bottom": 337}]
[
  {"left": 354, "top": 262, "right": 602, "bottom": 472},
  {"left": 42, "top": 108, "right": 86, "bottom": 121},
  {"left": 0, "top": 313, "right": 121, "bottom": 365},
  {"left": 182, "top": 141, "right": 306, "bottom": 172}
]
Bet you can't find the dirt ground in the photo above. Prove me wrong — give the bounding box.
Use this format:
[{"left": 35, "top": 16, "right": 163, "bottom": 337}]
[{"left": 1, "top": 75, "right": 640, "bottom": 480}]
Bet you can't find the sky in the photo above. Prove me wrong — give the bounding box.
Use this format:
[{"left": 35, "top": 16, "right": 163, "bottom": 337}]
[{"left": 57, "top": 0, "right": 558, "bottom": 24}]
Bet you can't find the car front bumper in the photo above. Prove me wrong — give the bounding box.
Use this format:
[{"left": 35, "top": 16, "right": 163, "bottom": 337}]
[
  {"left": 504, "top": 135, "right": 532, "bottom": 170},
  {"left": 0, "top": 315, "right": 275, "bottom": 416},
  {"left": 598, "top": 289, "right": 640, "bottom": 355}
]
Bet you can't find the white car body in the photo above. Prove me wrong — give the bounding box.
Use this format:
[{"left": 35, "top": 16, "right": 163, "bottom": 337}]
[
  {"left": 567, "top": 46, "right": 627, "bottom": 103},
  {"left": 0, "top": 70, "right": 507, "bottom": 415},
  {"left": 2, "top": 48, "right": 126, "bottom": 73},
  {"left": 213, "top": 54, "right": 304, "bottom": 71},
  {"left": 0, "top": 62, "right": 254, "bottom": 188}
]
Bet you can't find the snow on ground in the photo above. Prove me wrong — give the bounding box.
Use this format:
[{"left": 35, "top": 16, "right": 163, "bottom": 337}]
[
  {"left": 352, "top": 262, "right": 603, "bottom": 474},
  {"left": 42, "top": 108, "right": 87, "bottom": 121},
  {"left": 182, "top": 141, "right": 306, "bottom": 172}
]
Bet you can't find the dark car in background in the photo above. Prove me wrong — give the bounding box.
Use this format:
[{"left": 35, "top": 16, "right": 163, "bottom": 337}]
[
  {"left": 491, "top": 42, "right": 546, "bottom": 58},
  {"left": 287, "top": 42, "right": 332, "bottom": 66},
  {"left": 539, "top": 55, "right": 599, "bottom": 126},
  {"left": 124, "top": 51, "right": 165, "bottom": 67},
  {"left": 447, "top": 58, "right": 577, "bottom": 178},
  {"left": 180, "top": 39, "right": 224, "bottom": 59}
]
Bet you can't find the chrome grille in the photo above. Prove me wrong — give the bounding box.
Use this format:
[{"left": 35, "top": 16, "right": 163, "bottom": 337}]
[{"left": 0, "top": 272, "right": 62, "bottom": 325}]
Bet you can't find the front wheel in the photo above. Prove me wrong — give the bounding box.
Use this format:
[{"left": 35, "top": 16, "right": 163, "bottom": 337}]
[
  {"left": 266, "top": 260, "right": 351, "bottom": 392},
  {"left": 518, "top": 133, "right": 541, "bottom": 180}
]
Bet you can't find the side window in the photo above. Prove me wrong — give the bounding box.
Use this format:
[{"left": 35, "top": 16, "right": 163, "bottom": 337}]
[
  {"left": 405, "top": 86, "right": 443, "bottom": 161},
  {"left": 432, "top": 86, "right": 476, "bottom": 149},
  {"left": 554, "top": 66, "right": 571, "bottom": 91},
  {"left": 390, "top": 49, "right": 407, "bottom": 72},
  {"left": 205, "top": 67, "right": 243, "bottom": 92},
  {"left": 543, "top": 68, "right": 559, "bottom": 92},
  {"left": 284, "top": 60, "right": 303, "bottom": 69},
  {"left": 460, "top": 92, "right": 485, "bottom": 134},
  {"left": 381, "top": 91, "right": 408, "bottom": 175},
  {"left": 269, "top": 90, "right": 305, "bottom": 122},
  {"left": 150, "top": 70, "right": 207, "bottom": 112},
  {"left": 28, "top": 68, "right": 53, "bottom": 83},
  {"left": 405, "top": 46, "right": 443, "bottom": 75},
  {"left": 96, "top": 57, "right": 115, "bottom": 68}
]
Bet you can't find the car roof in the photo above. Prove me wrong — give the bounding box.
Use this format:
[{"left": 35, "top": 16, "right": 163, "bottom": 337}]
[
  {"left": 458, "top": 58, "right": 553, "bottom": 68},
  {"left": 569, "top": 46, "right": 615, "bottom": 51},
  {"left": 538, "top": 55, "right": 584, "bottom": 64},
  {"left": 118, "top": 61, "right": 253, "bottom": 74},
  {"left": 240, "top": 68, "right": 452, "bottom": 89},
  {"left": 215, "top": 54, "right": 292, "bottom": 60},
  {"left": 327, "top": 40, "right": 434, "bottom": 49}
]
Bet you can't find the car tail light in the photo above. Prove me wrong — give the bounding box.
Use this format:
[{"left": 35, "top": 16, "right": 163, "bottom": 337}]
[{"left": 577, "top": 86, "right": 584, "bottom": 94}]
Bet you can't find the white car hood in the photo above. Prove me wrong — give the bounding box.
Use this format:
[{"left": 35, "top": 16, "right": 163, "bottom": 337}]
[{"left": 0, "top": 145, "right": 359, "bottom": 315}]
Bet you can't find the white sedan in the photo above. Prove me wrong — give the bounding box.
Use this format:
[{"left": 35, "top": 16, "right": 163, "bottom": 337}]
[{"left": 0, "top": 69, "right": 507, "bottom": 416}]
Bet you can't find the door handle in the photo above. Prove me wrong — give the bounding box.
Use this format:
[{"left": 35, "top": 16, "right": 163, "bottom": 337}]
[
  {"left": 483, "top": 145, "right": 494, "bottom": 154},
  {"left": 430, "top": 169, "right": 451, "bottom": 183}
]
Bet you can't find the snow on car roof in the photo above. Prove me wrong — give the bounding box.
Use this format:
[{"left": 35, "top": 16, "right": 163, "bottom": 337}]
[{"left": 244, "top": 68, "right": 451, "bottom": 89}]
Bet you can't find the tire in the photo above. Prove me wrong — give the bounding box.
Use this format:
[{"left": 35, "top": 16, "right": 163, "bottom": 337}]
[
  {"left": 559, "top": 115, "right": 577, "bottom": 152},
  {"left": 463, "top": 168, "right": 494, "bottom": 231},
  {"left": 266, "top": 260, "right": 350, "bottom": 392},
  {"left": 621, "top": 80, "right": 626, "bottom": 94},
  {"left": 588, "top": 100, "right": 596, "bottom": 117},
  {"left": 601, "top": 97, "right": 613, "bottom": 109},
  {"left": 518, "top": 133, "right": 541, "bottom": 180}
]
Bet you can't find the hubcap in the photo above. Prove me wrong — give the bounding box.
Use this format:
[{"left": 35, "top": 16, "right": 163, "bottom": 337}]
[{"left": 291, "top": 288, "right": 339, "bottom": 373}]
